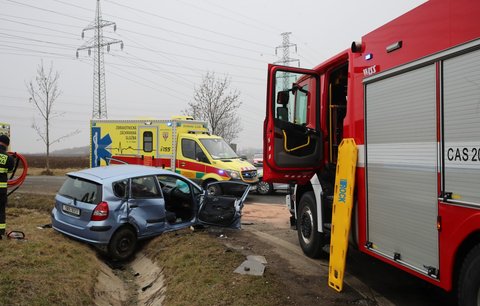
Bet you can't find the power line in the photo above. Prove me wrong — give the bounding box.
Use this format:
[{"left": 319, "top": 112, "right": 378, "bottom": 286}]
[
  {"left": 0, "top": 33, "right": 78, "bottom": 49},
  {"left": 116, "top": 45, "right": 265, "bottom": 71},
  {"left": 202, "top": 0, "right": 283, "bottom": 35},
  {"left": 53, "top": 0, "right": 274, "bottom": 56},
  {"left": 104, "top": 63, "right": 187, "bottom": 102},
  {"left": 0, "top": 16, "right": 79, "bottom": 36},
  {"left": 4, "top": 0, "right": 90, "bottom": 22},
  {"left": 119, "top": 28, "right": 267, "bottom": 64},
  {"left": 115, "top": 52, "right": 194, "bottom": 88},
  {"left": 0, "top": 27, "right": 81, "bottom": 41},
  {"left": 0, "top": 44, "right": 75, "bottom": 58},
  {"left": 0, "top": 13, "right": 80, "bottom": 29},
  {"left": 104, "top": 0, "right": 273, "bottom": 49}
]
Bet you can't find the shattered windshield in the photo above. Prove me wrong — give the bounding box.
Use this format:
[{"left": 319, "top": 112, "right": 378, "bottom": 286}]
[{"left": 200, "top": 138, "right": 238, "bottom": 160}]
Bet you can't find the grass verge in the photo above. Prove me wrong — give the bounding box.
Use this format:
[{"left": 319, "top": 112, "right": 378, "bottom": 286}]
[
  {"left": 4, "top": 194, "right": 289, "bottom": 305},
  {"left": 1, "top": 194, "right": 98, "bottom": 306},
  {"left": 144, "top": 228, "right": 290, "bottom": 306}
]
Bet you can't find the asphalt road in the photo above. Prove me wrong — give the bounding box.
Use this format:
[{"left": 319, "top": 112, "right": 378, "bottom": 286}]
[{"left": 18, "top": 176, "right": 453, "bottom": 305}]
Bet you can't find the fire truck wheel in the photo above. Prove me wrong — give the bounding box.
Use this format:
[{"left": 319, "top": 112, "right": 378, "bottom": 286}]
[
  {"left": 108, "top": 227, "right": 137, "bottom": 261},
  {"left": 458, "top": 243, "right": 480, "bottom": 306},
  {"left": 297, "top": 191, "right": 326, "bottom": 258}
]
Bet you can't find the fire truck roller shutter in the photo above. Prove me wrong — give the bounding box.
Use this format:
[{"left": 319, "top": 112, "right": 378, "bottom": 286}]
[
  {"left": 365, "top": 64, "right": 439, "bottom": 275},
  {"left": 443, "top": 48, "right": 480, "bottom": 206}
]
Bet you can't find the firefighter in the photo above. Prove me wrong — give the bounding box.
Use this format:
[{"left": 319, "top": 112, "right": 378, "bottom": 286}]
[{"left": 0, "top": 134, "right": 14, "bottom": 239}]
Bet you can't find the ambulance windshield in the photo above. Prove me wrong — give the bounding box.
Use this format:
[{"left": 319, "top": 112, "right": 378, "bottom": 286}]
[{"left": 200, "top": 138, "right": 238, "bottom": 160}]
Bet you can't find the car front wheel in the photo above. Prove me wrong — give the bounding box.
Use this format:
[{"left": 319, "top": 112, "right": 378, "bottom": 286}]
[
  {"left": 108, "top": 227, "right": 137, "bottom": 261},
  {"left": 257, "top": 180, "right": 272, "bottom": 195}
]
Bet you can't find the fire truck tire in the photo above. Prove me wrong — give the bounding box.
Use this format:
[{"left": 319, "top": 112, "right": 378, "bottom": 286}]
[
  {"left": 458, "top": 243, "right": 480, "bottom": 306},
  {"left": 297, "top": 191, "right": 326, "bottom": 258}
]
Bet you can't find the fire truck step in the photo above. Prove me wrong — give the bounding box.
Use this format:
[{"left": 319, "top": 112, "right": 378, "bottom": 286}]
[{"left": 328, "top": 138, "right": 357, "bottom": 292}]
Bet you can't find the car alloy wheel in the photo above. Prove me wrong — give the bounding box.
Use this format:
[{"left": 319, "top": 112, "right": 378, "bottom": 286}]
[{"left": 257, "top": 181, "right": 272, "bottom": 195}]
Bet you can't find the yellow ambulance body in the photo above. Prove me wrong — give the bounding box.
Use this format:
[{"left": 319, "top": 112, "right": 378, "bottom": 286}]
[{"left": 90, "top": 117, "right": 258, "bottom": 188}]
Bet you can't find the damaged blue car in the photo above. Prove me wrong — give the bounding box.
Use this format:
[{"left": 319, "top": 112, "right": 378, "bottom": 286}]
[{"left": 51, "top": 165, "right": 250, "bottom": 260}]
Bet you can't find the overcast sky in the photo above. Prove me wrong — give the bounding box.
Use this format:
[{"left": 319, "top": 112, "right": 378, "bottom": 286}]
[{"left": 1, "top": 0, "right": 426, "bottom": 154}]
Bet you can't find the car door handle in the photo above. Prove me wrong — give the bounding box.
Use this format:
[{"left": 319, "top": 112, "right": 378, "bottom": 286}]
[
  {"left": 129, "top": 204, "right": 139, "bottom": 208},
  {"left": 180, "top": 162, "right": 186, "bottom": 167}
]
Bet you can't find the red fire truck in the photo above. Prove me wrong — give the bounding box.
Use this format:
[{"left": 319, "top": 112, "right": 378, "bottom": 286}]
[{"left": 263, "top": 0, "right": 480, "bottom": 304}]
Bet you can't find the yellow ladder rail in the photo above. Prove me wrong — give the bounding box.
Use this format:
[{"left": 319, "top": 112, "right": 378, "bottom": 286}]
[{"left": 328, "top": 138, "right": 357, "bottom": 292}]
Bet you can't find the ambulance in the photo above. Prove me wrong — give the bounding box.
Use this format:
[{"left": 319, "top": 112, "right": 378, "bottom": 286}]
[{"left": 90, "top": 116, "right": 258, "bottom": 194}]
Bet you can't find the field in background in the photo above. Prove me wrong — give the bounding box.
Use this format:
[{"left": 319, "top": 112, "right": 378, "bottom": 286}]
[
  {"left": 24, "top": 155, "right": 89, "bottom": 169},
  {"left": 18, "top": 155, "right": 90, "bottom": 176}
]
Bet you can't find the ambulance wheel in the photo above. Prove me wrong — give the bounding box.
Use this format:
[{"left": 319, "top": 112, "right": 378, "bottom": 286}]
[
  {"left": 297, "top": 191, "right": 326, "bottom": 258},
  {"left": 205, "top": 181, "right": 221, "bottom": 196},
  {"left": 108, "top": 227, "right": 137, "bottom": 261},
  {"left": 458, "top": 244, "right": 480, "bottom": 306}
]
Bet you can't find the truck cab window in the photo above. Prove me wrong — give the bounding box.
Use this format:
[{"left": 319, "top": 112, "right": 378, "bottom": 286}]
[
  {"left": 182, "top": 139, "right": 210, "bottom": 163},
  {"left": 274, "top": 72, "right": 310, "bottom": 127},
  {"left": 270, "top": 69, "right": 322, "bottom": 168},
  {"left": 182, "top": 139, "right": 195, "bottom": 159},
  {"left": 294, "top": 85, "right": 308, "bottom": 125}
]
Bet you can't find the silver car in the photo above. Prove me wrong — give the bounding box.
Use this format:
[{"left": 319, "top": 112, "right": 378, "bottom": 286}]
[
  {"left": 255, "top": 167, "right": 289, "bottom": 195},
  {"left": 51, "top": 165, "right": 249, "bottom": 260}
]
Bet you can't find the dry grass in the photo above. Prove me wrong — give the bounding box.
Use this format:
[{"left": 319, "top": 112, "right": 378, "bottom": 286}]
[
  {"left": 1, "top": 194, "right": 98, "bottom": 306},
  {"left": 4, "top": 193, "right": 287, "bottom": 305},
  {"left": 24, "top": 155, "right": 89, "bottom": 169},
  {"left": 19, "top": 155, "right": 88, "bottom": 176},
  {"left": 26, "top": 167, "right": 80, "bottom": 176},
  {"left": 144, "top": 229, "right": 290, "bottom": 306}
]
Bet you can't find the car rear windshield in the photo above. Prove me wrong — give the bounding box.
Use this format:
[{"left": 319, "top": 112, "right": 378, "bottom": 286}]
[{"left": 58, "top": 176, "right": 102, "bottom": 205}]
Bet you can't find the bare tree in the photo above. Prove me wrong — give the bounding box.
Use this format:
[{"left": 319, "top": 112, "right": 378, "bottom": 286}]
[
  {"left": 26, "top": 60, "right": 79, "bottom": 174},
  {"left": 184, "top": 72, "right": 243, "bottom": 144}
]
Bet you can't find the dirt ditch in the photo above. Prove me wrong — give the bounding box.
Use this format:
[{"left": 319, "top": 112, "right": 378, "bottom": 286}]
[{"left": 94, "top": 253, "right": 166, "bottom": 306}]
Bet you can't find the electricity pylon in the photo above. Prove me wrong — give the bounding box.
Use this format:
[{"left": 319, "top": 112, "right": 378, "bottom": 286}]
[
  {"left": 274, "top": 32, "right": 300, "bottom": 90},
  {"left": 77, "top": 0, "right": 123, "bottom": 119}
]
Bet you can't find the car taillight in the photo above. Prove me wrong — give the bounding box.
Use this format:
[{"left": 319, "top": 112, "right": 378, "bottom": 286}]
[{"left": 91, "top": 201, "right": 109, "bottom": 221}]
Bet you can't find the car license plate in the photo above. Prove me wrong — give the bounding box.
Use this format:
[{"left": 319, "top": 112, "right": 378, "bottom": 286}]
[{"left": 62, "top": 204, "right": 80, "bottom": 216}]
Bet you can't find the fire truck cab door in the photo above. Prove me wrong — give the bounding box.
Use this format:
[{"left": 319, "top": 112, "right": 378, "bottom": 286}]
[{"left": 264, "top": 64, "right": 323, "bottom": 184}]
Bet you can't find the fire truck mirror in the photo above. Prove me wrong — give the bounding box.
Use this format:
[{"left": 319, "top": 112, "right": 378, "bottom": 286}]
[{"left": 277, "top": 90, "right": 290, "bottom": 105}]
